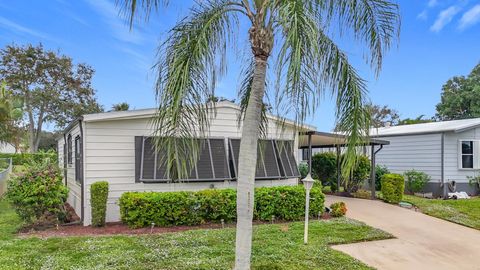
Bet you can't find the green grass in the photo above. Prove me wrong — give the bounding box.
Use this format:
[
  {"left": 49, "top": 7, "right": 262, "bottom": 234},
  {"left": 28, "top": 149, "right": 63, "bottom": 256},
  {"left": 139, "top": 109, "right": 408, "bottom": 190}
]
[
  {"left": 0, "top": 199, "right": 392, "bottom": 270},
  {"left": 403, "top": 195, "right": 480, "bottom": 230}
]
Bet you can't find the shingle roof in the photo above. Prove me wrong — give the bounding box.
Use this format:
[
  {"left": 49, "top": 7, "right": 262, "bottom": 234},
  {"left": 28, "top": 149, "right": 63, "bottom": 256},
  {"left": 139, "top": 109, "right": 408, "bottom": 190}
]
[{"left": 370, "top": 118, "right": 480, "bottom": 137}]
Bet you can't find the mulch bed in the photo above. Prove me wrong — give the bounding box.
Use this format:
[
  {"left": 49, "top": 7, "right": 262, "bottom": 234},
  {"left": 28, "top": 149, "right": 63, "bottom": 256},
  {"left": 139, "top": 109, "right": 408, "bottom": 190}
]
[{"left": 19, "top": 216, "right": 333, "bottom": 238}]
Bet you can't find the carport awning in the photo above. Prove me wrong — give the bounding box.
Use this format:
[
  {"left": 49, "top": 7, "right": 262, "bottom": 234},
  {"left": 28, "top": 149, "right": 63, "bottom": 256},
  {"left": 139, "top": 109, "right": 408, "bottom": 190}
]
[{"left": 298, "top": 131, "right": 389, "bottom": 149}]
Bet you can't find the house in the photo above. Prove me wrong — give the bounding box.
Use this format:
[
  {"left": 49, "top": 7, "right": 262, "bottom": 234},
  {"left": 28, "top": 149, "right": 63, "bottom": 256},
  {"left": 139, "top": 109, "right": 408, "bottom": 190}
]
[
  {"left": 371, "top": 118, "right": 480, "bottom": 197},
  {"left": 57, "top": 101, "right": 312, "bottom": 226},
  {"left": 0, "top": 141, "right": 16, "bottom": 153}
]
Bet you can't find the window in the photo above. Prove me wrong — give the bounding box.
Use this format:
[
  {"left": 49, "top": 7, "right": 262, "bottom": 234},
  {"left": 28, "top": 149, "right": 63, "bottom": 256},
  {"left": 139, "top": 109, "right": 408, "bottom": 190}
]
[
  {"left": 302, "top": 148, "right": 310, "bottom": 161},
  {"left": 67, "top": 134, "right": 72, "bottom": 164},
  {"left": 460, "top": 140, "right": 477, "bottom": 169},
  {"left": 135, "top": 137, "right": 231, "bottom": 182},
  {"left": 74, "top": 136, "right": 82, "bottom": 184},
  {"left": 229, "top": 139, "right": 300, "bottom": 179}
]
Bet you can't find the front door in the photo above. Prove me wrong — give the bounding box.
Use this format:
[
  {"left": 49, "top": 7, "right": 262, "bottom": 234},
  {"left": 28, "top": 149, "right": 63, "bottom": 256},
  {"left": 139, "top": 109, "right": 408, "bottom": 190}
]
[{"left": 75, "top": 136, "right": 83, "bottom": 184}]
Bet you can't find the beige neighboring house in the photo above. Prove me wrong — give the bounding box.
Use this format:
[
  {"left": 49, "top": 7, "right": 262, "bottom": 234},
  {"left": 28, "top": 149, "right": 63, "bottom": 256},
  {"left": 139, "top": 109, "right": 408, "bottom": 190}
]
[
  {"left": 57, "top": 101, "right": 313, "bottom": 226},
  {"left": 0, "top": 141, "right": 16, "bottom": 154}
]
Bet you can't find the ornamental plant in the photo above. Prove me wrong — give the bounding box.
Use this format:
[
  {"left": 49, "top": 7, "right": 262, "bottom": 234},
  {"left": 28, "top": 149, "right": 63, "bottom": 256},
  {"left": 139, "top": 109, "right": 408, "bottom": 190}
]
[
  {"left": 381, "top": 173, "right": 404, "bottom": 204},
  {"left": 6, "top": 159, "right": 68, "bottom": 225},
  {"left": 330, "top": 202, "right": 347, "bottom": 217},
  {"left": 404, "top": 170, "right": 430, "bottom": 193},
  {"left": 90, "top": 181, "right": 109, "bottom": 227}
]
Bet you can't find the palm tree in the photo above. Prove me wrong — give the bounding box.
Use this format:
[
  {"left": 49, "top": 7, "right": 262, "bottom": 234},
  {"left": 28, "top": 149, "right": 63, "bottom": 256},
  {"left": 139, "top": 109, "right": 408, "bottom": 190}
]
[
  {"left": 118, "top": 1, "right": 400, "bottom": 268},
  {"left": 111, "top": 102, "right": 130, "bottom": 111}
]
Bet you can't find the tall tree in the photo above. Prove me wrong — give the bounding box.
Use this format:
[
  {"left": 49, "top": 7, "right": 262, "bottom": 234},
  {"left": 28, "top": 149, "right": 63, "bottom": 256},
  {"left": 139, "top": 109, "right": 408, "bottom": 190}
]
[
  {"left": 120, "top": 0, "right": 399, "bottom": 268},
  {"left": 112, "top": 102, "right": 130, "bottom": 111},
  {"left": 436, "top": 63, "right": 480, "bottom": 120},
  {"left": 397, "top": 115, "right": 433, "bottom": 125},
  {"left": 0, "top": 80, "right": 24, "bottom": 151},
  {"left": 366, "top": 103, "right": 400, "bottom": 127},
  {"left": 0, "top": 44, "right": 103, "bottom": 152}
]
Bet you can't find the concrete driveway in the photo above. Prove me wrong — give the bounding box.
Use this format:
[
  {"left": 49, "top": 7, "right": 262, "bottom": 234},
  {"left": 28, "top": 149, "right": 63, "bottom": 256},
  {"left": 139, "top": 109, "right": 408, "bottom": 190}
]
[{"left": 326, "top": 195, "right": 480, "bottom": 270}]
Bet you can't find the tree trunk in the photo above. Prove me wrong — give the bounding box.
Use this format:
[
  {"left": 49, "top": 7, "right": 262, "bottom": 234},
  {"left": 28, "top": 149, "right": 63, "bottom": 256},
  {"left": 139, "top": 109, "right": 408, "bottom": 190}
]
[{"left": 234, "top": 57, "right": 268, "bottom": 270}]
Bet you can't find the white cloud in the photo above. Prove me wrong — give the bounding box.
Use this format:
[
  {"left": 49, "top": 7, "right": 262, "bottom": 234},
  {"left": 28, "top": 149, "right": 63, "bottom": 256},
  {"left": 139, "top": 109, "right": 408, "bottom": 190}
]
[
  {"left": 0, "top": 16, "right": 58, "bottom": 41},
  {"left": 417, "top": 10, "right": 428, "bottom": 20},
  {"left": 428, "top": 0, "right": 439, "bottom": 8},
  {"left": 84, "top": 0, "right": 145, "bottom": 45},
  {"left": 430, "top": 6, "right": 461, "bottom": 32},
  {"left": 459, "top": 4, "right": 480, "bottom": 30}
]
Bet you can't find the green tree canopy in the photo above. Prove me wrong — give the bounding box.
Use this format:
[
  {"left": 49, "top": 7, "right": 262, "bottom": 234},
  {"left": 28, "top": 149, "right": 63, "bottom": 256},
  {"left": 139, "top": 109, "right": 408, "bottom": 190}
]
[
  {"left": 366, "top": 103, "right": 400, "bottom": 127},
  {"left": 436, "top": 63, "right": 480, "bottom": 120},
  {"left": 397, "top": 115, "right": 433, "bottom": 125},
  {"left": 112, "top": 102, "right": 130, "bottom": 111},
  {"left": 0, "top": 44, "right": 103, "bottom": 152}
]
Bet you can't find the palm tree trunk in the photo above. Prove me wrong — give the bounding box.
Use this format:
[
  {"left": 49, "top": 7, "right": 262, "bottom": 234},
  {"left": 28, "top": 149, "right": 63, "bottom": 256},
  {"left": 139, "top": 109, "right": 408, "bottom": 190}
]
[{"left": 234, "top": 56, "right": 267, "bottom": 270}]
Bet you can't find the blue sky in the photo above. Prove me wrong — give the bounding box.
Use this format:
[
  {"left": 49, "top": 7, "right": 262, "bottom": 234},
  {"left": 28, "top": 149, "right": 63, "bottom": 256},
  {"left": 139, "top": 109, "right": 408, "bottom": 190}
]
[{"left": 0, "top": 0, "right": 479, "bottom": 131}]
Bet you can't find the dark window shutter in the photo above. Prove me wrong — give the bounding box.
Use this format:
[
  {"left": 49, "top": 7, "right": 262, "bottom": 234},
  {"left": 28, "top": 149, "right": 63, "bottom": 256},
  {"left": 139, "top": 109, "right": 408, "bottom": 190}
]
[
  {"left": 276, "top": 140, "right": 300, "bottom": 178},
  {"left": 196, "top": 139, "right": 214, "bottom": 180},
  {"left": 141, "top": 137, "right": 155, "bottom": 179},
  {"left": 134, "top": 136, "right": 142, "bottom": 182},
  {"left": 210, "top": 139, "right": 230, "bottom": 179},
  {"left": 262, "top": 140, "right": 282, "bottom": 178}
]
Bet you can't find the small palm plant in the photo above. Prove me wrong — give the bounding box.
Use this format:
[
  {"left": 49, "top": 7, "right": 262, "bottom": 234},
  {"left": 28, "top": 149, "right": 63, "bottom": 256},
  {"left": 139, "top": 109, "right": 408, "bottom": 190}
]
[{"left": 118, "top": 0, "right": 400, "bottom": 268}]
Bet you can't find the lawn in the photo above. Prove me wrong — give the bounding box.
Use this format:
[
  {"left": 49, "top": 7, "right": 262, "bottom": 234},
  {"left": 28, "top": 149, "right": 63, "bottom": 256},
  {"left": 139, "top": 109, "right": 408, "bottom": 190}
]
[
  {"left": 403, "top": 195, "right": 480, "bottom": 230},
  {"left": 0, "top": 199, "right": 392, "bottom": 270}
]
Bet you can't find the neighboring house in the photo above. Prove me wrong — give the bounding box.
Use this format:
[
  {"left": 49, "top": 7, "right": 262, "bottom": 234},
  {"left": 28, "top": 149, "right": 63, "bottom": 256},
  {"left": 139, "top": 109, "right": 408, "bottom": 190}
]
[
  {"left": 57, "top": 101, "right": 311, "bottom": 226},
  {"left": 371, "top": 118, "right": 480, "bottom": 196},
  {"left": 0, "top": 141, "right": 15, "bottom": 153}
]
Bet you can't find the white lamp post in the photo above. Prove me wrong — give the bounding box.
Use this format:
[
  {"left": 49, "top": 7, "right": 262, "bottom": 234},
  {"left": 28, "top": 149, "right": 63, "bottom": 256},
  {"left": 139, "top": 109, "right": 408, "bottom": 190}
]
[{"left": 302, "top": 173, "right": 315, "bottom": 244}]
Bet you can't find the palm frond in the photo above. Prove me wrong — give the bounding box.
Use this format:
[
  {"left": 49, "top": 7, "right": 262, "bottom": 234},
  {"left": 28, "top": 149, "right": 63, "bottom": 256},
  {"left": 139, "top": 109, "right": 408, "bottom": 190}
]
[
  {"left": 273, "top": 0, "right": 372, "bottom": 176},
  {"left": 116, "top": 0, "right": 169, "bottom": 27},
  {"left": 321, "top": 0, "right": 400, "bottom": 74},
  {"left": 152, "top": 0, "right": 238, "bottom": 180}
]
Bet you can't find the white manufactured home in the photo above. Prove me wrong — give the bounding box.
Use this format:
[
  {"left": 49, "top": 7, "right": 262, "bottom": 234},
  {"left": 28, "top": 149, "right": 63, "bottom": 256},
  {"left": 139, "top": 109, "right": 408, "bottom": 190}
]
[
  {"left": 57, "top": 101, "right": 311, "bottom": 226},
  {"left": 372, "top": 119, "right": 480, "bottom": 197}
]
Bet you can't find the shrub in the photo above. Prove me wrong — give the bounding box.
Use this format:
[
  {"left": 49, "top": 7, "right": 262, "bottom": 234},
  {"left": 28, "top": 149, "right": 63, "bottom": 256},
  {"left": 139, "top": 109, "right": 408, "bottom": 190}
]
[
  {"left": 298, "top": 162, "right": 309, "bottom": 179},
  {"left": 375, "top": 165, "right": 390, "bottom": 191},
  {"left": 5, "top": 159, "right": 68, "bottom": 225},
  {"left": 90, "top": 181, "right": 109, "bottom": 227},
  {"left": 341, "top": 154, "right": 371, "bottom": 193},
  {"left": 352, "top": 189, "right": 371, "bottom": 199},
  {"left": 330, "top": 202, "right": 347, "bottom": 217},
  {"left": 381, "top": 173, "right": 404, "bottom": 204},
  {"left": 311, "top": 152, "right": 337, "bottom": 186},
  {"left": 0, "top": 151, "right": 58, "bottom": 166},
  {"left": 404, "top": 170, "right": 430, "bottom": 193},
  {"left": 119, "top": 185, "right": 325, "bottom": 228}
]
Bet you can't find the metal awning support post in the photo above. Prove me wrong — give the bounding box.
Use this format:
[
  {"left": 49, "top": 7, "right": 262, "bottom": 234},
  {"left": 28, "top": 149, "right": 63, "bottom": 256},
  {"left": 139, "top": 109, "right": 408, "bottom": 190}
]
[
  {"left": 308, "top": 132, "right": 312, "bottom": 175},
  {"left": 370, "top": 144, "right": 384, "bottom": 199},
  {"left": 370, "top": 144, "right": 376, "bottom": 199},
  {"left": 336, "top": 145, "right": 341, "bottom": 191}
]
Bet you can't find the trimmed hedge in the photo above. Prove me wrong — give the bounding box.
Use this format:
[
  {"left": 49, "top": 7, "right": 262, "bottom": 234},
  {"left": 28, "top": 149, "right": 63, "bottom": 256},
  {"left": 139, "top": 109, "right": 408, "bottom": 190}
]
[
  {"left": 0, "top": 152, "right": 58, "bottom": 166},
  {"left": 90, "top": 181, "right": 109, "bottom": 227},
  {"left": 119, "top": 185, "right": 325, "bottom": 228},
  {"left": 381, "top": 173, "right": 404, "bottom": 204}
]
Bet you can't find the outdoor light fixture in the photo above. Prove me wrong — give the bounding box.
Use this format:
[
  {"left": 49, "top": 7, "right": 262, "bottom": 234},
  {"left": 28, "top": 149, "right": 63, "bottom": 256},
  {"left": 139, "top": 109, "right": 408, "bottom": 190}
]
[{"left": 302, "top": 173, "right": 315, "bottom": 244}]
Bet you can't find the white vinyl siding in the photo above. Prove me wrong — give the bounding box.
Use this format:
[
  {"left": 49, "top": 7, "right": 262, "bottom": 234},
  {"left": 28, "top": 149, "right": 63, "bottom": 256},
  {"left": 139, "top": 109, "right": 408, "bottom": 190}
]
[
  {"left": 444, "top": 128, "right": 480, "bottom": 183},
  {"left": 81, "top": 106, "right": 299, "bottom": 225},
  {"left": 375, "top": 133, "right": 442, "bottom": 181}
]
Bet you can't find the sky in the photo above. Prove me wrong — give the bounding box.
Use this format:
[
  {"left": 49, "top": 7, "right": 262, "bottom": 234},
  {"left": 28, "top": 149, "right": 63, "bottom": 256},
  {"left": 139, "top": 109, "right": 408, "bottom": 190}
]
[{"left": 0, "top": 0, "right": 479, "bottom": 131}]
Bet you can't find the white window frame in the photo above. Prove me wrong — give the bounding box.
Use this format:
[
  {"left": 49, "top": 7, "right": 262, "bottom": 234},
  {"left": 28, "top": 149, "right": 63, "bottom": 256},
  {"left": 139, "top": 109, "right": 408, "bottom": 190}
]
[{"left": 458, "top": 140, "right": 480, "bottom": 170}]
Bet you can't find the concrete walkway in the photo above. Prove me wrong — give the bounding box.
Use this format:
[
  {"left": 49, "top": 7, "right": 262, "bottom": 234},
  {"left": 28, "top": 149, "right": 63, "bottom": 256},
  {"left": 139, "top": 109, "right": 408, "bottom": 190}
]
[{"left": 326, "top": 195, "right": 480, "bottom": 270}]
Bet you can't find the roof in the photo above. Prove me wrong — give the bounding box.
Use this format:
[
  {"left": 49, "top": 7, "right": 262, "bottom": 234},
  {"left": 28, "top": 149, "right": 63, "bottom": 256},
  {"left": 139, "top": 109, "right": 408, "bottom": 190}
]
[
  {"left": 298, "top": 131, "right": 389, "bottom": 149},
  {"left": 63, "top": 101, "right": 316, "bottom": 133},
  {"left": 370, "top": 118, "right": 480, "bottom": 137}
]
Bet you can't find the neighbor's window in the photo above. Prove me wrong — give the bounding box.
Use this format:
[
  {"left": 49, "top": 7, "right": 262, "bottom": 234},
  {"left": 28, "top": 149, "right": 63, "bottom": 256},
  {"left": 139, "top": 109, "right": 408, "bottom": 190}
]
[
  {"left": 460, "top": 141, "right": 474, "bottom": 169},
  {"left": 67, "top": 134, "right": 73, "bottom": 165}
]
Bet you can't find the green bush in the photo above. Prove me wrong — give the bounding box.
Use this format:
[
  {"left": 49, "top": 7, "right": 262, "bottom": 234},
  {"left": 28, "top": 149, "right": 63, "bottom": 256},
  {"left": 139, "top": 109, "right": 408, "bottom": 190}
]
[
  {"left": 330, "top": 202, "right": 347, "bottom": 217},
  {"left": 312, "top": 152, "right": 337, "bottom": 186},
  {"left": 5, "top": 159, "right": 68, "bottom": 225},
  {"left": 0, "top": 150, "right": 57, "bottom": 166},
  {"left": 298, "top": 162, "right": 309, "bottom": 179},
  {"left": 90, "top": 181, "right": 109, "bottom": 227},
  {"left": 404, "top": 170, "right": 430, "bottom": 193},
  {"left": 119, "top": 185, "right": 325, "bottom": 228},
  {"left": 375, "top": 165, "right": 390, "bottom": 191},
  {"left": 381, "top": 173, "right": 404, "bottom": 204},
  {"left": 341, "top": 154, "right": 371, "bottom": 193}
]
